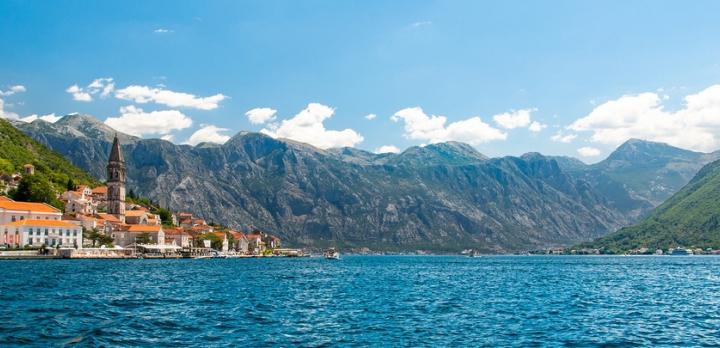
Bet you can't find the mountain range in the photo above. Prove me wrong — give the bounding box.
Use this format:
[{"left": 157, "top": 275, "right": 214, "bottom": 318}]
[
  {"left": 11, "top": 114, "right": 720, "bottom": 251},
  {"left": 580, "top": 158, "right": 720, "bottom": 252}
]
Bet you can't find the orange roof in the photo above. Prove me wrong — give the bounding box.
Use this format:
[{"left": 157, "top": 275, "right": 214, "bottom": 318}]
[
  {"left": 97, "top": 213, "right": 121, "bottom": 223},
  {"left": 7, "top": 219, "right": 78, "bottom": 228},
  {"left": 211, "top": 232, "right": 227, "bottom": 240},
  {"left": 0, "top": 201, "right": 61, "bottom": 213},
  {"left": 229, "top": 231, "right": 246, "bottom": 239},
  {"left": 125, "top": 210, "right": 147, "bottom": 217},
  {"left": 127, "top": 225, "right": 162, "bottom": 232},
  {"left": 0, "top": 196, "right": 14, "bottom": 202},
  {"left": 91, "top": 186, "right": 107, "bottom": 194}
]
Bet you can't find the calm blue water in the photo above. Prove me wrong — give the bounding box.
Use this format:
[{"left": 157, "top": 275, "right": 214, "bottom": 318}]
[{"left": 1, "top": 256, "right": 720, "bottom": 347}]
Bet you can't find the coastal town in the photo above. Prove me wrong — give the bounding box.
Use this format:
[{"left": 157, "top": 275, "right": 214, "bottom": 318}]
[{"left": 0, "top": 135, "right": 302, "bottom": 259}]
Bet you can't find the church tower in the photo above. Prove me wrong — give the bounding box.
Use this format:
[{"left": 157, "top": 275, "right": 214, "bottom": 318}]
[{"left": 107, "top": 134, "right": 126, "bottom": 223}]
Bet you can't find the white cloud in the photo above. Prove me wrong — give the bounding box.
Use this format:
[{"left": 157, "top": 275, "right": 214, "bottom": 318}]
[
  {"left": 66, "top": 78, "right": 114, "bottom": 102},
  {"left": 411, "top": 21, "right": 432, "bottom": 28},
  {"left": 375, "top": 145, "right": 401, "bottom": 154},
  {"left": 104, "top": 105, "right": 193, "bottom": 137},
  {"left": 245, "top": 107, "right": 277, "bottom": 125},
  {"left": 115, "top": 85, "right": 226, "bottom": 110},
  {"left": 184, "top": 125, "right": 231, "bottom": 146},
  {"left": 577, "top": 147, "right": 601, "bottom": 157},
  {"left": 66, "top": 84, "right": 93, "bottom": 102},
  {"left": 528, "top": 121, "right": 547, "bottom": 132},
  {"left": 365, "top": 113, "right": 377, "bottom": 120},
  {"left": 161, "top": 134, "right": 174, "bottom": 142},
  {"left": 550, "top": 131, "right": 577, "bottom": 143},
  {"left": 0, "top": 98, "right": 19, "bottom": 120},
  {"left": 261, "top": 103, "right": 364, "bottom": 149},
  {"left": 493, "top": 108, "right": 536, "bottom": 129},
  {"left": 0, "top": 85, "right": 26, "bottom": 97},
  {"left": 568, "top": 85, "right": 720, "bottom": 152},
  {"left": 154, "top": 28, "right": 174, "bottom": 34},
  {"left": 20, "top": 113, "right": 61, "bottom": 123},
  {"left": 391, "top": 107, "right": 507, "bottom": 146},
  {"left": 0, "top": 85, "right": 27, "bottom": 120}
]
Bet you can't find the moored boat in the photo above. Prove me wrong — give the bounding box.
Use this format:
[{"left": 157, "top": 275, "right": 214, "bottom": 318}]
[
  {"left": 324, "top": 248, "right": 340, "bottom": 260},
  {"left": 670, "top": 247, "right": 693, "bottom": 256}
]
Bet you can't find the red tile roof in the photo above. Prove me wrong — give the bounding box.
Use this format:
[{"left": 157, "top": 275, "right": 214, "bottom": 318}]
[{"left": 0, "top": 201, "right": 61, "bottom": 213}]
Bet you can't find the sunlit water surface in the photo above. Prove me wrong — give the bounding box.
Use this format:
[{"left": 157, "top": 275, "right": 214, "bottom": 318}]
[{"left": 2, "top": 256, "right": 719, "bottom": 346}]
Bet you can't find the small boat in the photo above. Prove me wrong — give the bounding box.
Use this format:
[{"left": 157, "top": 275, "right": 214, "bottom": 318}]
[
  {"left": 468, "top": 250, "right": 481, "bottom": 258},
  {"left": 670, "top": 247, "right": 693, "bottom": 256},
  {"left": 324, "top": 248, "right": 340, "bottom": 260}
]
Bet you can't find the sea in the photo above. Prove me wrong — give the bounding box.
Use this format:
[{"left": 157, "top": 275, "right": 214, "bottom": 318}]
[{"left": 1, "top": 256, "right": 719, "bottom": 347}]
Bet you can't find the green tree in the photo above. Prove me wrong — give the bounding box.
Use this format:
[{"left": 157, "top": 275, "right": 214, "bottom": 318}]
[
  {"left": 11, "top": 174, "right": 62, "bottom": 208},
  {"left": 155, "top": 207, "right": 174, "bottom": 226},
  {"left": 137, "top": 232, "right": 151, "bottom": 244},
  {"left": 66, "top": 178, "right": 75, "bottom": 191}
]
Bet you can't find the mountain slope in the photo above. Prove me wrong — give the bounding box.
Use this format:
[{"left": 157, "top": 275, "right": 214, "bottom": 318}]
[
  {"left": 582, "top": 159, "right": 720, "bottom": 252},
  {"left": 15, "top": 114, "right": 634, "bottom": 252},
  {"left": 0, "top": 118, "right": 97, "bottom": 190},
  {"left": 556, "top": 139, "right": 720, "bottom": 219}
]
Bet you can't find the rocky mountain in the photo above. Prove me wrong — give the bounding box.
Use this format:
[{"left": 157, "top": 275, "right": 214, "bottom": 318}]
[
  {"left": 582, "top": 159, "right": 720, "bottom": 252},
  {"left": 13, "top": 114, "right": 714, "bottom": 252},
  {"left": 554, "top": 139, "right": 720, "bottom": 219}
]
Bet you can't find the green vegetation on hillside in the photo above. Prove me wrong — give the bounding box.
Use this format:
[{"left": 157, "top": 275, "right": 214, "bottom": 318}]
[
  {"left": 0, "top": 118, "right": 98, "bottom": 204},
  {"left": 581, "top": 159, "right": 720, "bottom": 253}
]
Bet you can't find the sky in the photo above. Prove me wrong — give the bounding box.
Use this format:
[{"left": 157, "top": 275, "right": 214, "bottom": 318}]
[{"left": 1, "top": 0, "right": 720, "bottom": 162}]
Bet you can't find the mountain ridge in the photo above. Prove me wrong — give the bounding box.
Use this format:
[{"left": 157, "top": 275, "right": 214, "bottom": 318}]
[{"left": 12, "top": 114, "right": 719, "bottom": 251}]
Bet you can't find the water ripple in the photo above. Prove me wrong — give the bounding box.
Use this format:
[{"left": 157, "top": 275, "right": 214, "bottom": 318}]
[{"left": 1, "top": 256, "right": 720, "bottom": 346}]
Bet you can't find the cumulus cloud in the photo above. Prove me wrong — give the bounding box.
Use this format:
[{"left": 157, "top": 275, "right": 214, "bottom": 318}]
[
  {"left": 528, "top": 121, "right": 547, "bottom": 132},
  {"left": 115, "top": 85, "right": 226, "bottom": 110},
  {"left": 550, "top": 131, "right": 577, "bottom": 143},
  {"left": 577, "top": 147, "right": 601, "bottom": 157},
  {"left": 493, "top": 109, "right": 535, "bottom": 129},
  {"left": 184, "top": 125, "right": 232, "bottom": 146},
  {"left": 261, "top": 103, "right": 364, "bottom": 149},
  {"left": 66, "top": 78, "right": 115, "bottom": 102},
  {"left": 391, "top": 107, "right": 506, "bottom": 146},
  {"left": 0, "top": 85, "right": 26, "bottom": 97},
  {"left": 375, "top": 145, "right": 401, "bottom": 154},
  {"left": 20, "top": 113, "right": 61, "bottom": 123},
  {"left": 568, "top": 85, "right": 720, "bottom": 152},
  {"left": 0, "top": 98, "right": 19, "bottom": 120},
  {"left": 66, "top": 85, "right": 92, "bottom": 102},
  {"left": 365, "top": 113, "right": 377, "bottom": 120},
  {"left": 245, "top": 107, "right": 277, "bottom": 125},
  {"left": 104, "top": 105, "right": 193, "bottom": 137},
  {"left": 0, "top": 85, "right": 27, "bottom": 119},
  {"left": 160, "top": 134, "right": 174, "bottom": 142}
]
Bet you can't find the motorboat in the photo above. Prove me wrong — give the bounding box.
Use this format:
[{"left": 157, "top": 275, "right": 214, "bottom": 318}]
[{"left": 324, "top": 248, "right": 340, "bottom": 260}]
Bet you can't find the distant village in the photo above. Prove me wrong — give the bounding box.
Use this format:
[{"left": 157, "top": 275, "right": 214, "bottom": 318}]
[{"left": 1, "top": 136, "right": 299, "bottom": 259}]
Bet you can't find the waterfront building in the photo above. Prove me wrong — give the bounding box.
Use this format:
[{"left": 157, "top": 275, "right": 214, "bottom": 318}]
[
  {"left": 112, "top": 224, "right": 165, "bottom": 247},
  {"left": 125, "top": 210, "right": 150, "bottom": 225},
  {"left": 164, "top": 228, "right": 192, "bottom": 248},
  {"left": 106, "top": 135, "right": 126, "bottom": 223},
  {"left": 0, "top": 199, "right": 62, "bottom": 223},
  {"left": 229, "top": 231, "right": 249, "bottom": 253},
  {"left": 2, "top": 219, "right": 82, "bottom": 248}
]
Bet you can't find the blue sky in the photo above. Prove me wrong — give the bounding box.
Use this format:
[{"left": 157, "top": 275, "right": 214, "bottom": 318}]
[{"left": 2, "top": 0, "right": 720, "bottom": 161}]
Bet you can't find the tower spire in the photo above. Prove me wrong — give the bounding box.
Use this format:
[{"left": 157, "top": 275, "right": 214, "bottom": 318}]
[{"left": 109, "top": 134, "right": 124, "bottom": 163}]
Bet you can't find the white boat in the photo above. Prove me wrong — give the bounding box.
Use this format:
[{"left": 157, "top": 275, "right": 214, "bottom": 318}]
[{"left": 324, "top": 248, "right": 340, "bottom": 260}]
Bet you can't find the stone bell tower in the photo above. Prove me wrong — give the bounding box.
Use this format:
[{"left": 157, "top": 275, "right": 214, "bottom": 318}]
[{"left": 107, "top": 134, "right": 126, "bottom": 223}]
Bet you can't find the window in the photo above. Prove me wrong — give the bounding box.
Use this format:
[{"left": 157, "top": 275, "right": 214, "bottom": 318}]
[
  {"left": 11, "top": 216, "right": 15, "bottom": 222},
  {"left": 19, "top": 216, "right": 24, "bottom": 220},
  {"left": 44, "top": 229, "right": 48, "bottom": 235},
  {"left": 29, "top": 228, "right": 33, "bottom": 234},
  {"left": 73, "top": 230, "right": 77, "bottom": 237}
]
